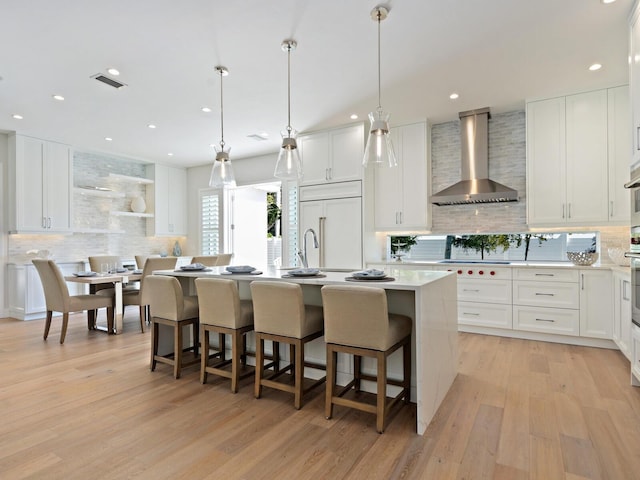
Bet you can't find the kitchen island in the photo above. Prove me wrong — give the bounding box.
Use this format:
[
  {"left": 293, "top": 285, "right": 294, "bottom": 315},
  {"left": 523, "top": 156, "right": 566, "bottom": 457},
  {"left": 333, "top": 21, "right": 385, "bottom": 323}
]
[{"left": 156, "top": 266, "right": 458, "bottom": 435}]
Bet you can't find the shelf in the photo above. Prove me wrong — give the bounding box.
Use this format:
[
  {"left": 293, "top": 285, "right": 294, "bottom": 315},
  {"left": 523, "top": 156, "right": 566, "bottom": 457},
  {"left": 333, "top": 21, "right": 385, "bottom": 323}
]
[
  {"left": 108, "top": 173, "right": 154, "bottom": 184},
  {"left": 74, "top": 187, "right": 126, "bottom": 198},
  {"left": 111, "top": 211, "right": 154, "bottom": 218}
]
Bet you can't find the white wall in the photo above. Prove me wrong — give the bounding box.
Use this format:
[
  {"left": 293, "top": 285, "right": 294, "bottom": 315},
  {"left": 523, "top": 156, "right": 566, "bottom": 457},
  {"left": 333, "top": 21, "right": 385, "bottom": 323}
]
[{"left": 0, "top": 132, "right": 7, "bottom": 315}]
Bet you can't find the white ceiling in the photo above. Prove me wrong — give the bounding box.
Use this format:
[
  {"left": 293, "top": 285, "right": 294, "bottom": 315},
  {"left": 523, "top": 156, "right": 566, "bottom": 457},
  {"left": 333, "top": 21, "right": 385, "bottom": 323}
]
[{"left": 0, "top": 0, "right": 633, "bottom": 169}]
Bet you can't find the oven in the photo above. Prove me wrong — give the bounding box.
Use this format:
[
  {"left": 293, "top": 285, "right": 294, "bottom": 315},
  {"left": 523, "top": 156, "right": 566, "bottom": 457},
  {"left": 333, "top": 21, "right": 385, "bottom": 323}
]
[
  {"left": 627, "top": 226, "right": 640, "bottom": 328},
  {"left": 625, "top": 166, "right": 640, "bottom": 227}
]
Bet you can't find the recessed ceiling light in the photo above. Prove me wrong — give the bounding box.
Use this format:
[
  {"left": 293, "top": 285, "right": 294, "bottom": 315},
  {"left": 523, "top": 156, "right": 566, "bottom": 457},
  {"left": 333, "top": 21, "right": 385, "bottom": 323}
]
[
  {"left": 105, "top": 137, "right": 113, "bottom": 141},
  {"left": 147, "top": 124, "right": 157, "bottom": 129},
  {"left": 167, "top": 152, "right": 174, "bottom": 156},
  {"left": 350, "top": 113, "right": 358, "bottom": 120},
  {"left": 52, "top": 94, "right": 65, "bottom": 101},
  {"left": 12, "top": 114, "right": 23, "bottom": 120},
  {"left": 601, "top": 0, "right": 616, "bottom": 4},
  {"left": 201, "top": 107, "right": 212, "bottom": 113},
  {"left": 107, "top": 68, "right": 120, "bottom": 76},
  {"left": 449, "top": 92, "right": 459, "bottom": 100},
  {"left": 589, "top": 63, "right": 602, "bottom": 71}
]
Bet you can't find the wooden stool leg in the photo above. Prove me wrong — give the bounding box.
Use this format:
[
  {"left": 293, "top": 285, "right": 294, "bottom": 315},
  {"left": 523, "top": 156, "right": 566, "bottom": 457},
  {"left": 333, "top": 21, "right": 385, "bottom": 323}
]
[
  {"left": 107, "top": 307, "right": 114, "bottom": 333},
  {"left": 151, "top": 321, "right": 159, "bottom": 371},
  {"left": 174, "top": 323, "right": 182, "bottom": 379},
  {"left": 273, "top": 341, "right": 280, "bottom": 372},
  {"left": 376, "top": 352, "right": 387, "bottom": 433},
  {"left": 218, "top": 333, "right": 226, "bottom": 361},
  {"left": 241, "top": 334, "right": 247, "bottom": 365},
  {"left": 403, "top": 337, "right": 411, "bottom": 404},
  {"left": 87, "top": 309, "right": 95, "bottom": 330},
  {"left": 231, "top": 330, "right": 241, "bottom": 393},
  {"left": 44, "top": 311, "right": 53, "bottom": 340},
  {"left": 325, "top": 345, "right": 336, "bottom": 420},
  {"left": 354, "top": 355, "right": 362, "bottom": 392},
  {"left": 294, "top": 341, "right": 304, "bottom": 410},
  {"left": 255, "top": 335, "right": 264, "bottom": 399},
  {"left": 200, "top": 326, "right": 209, "bottom": 384},
  {"left": 59, "top": 313, "right": 70, "bottom": 344},
  {"left": 193, "top": 322, "right": 199, "bottom": 357},
  {"left": 289, "top": 343, "right": 296, "bottom": 377}
]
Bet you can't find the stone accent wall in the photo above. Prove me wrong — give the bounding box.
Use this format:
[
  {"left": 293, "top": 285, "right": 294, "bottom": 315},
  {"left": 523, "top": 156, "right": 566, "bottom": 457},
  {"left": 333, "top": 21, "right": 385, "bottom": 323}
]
[{"left": 8, "top": 151, "right": 183, "bottom": 263}]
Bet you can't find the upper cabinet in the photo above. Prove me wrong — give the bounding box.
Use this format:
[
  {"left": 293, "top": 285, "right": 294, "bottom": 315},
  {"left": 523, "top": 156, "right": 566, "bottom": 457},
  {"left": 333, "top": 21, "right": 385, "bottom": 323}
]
[
  {"left": 146, "top": 164, "right": 187, "bottom": 236},
  {"left": 8, "top": 134, "right": 73, "bottom": 234},
  {"left": 526, "top": 87, "right": 629, "bottom": 227},
  {"left": 298, "top": 123, "right": 364, "bottom": 186},
  {"left": 374, "top": 121, "right": 430, "bottom": 231},
  {"left": 630, "top": 3, "right": 640, "bottom": 167}
]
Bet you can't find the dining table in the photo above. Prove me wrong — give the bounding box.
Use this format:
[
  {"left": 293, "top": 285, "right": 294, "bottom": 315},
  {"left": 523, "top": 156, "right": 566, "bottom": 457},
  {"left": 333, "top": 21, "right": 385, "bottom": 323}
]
[
  {"left": 154, "top": 265, "right": 458, "bottom": 435},
  {"left": 64, "top": 272, "right": 142, "bottom": 334}
]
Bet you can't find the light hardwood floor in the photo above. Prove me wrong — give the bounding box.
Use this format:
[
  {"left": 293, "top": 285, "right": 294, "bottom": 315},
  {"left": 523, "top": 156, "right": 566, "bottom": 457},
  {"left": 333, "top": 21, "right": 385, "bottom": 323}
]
[{"left": 1, "top": 312, "right": 640, "bottom": 479}]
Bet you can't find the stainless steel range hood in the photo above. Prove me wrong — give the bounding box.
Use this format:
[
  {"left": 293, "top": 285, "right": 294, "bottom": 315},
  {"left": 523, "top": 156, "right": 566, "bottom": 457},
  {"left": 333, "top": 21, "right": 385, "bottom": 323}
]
[{"left": 430, "top": 107, "right": 518, "bottom": 206}]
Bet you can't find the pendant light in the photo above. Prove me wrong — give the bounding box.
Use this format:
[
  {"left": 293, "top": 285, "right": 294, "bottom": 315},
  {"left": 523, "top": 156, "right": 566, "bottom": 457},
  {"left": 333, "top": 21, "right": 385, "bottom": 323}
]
[
  {"left": 274, "top": 39, "right": 303, "bottom": 181},
  {"left": 209, "top": 65, "right": 236, "bottom": 188},
  {"left": 363, "top": 6, "right": 397, "bottom": 168}
]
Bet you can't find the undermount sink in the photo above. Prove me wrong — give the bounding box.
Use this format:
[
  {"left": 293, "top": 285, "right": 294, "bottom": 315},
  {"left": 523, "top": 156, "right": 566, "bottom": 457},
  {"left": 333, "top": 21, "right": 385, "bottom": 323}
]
[{"left": 438, "top": 260, "right": 511, "bottom": 264}]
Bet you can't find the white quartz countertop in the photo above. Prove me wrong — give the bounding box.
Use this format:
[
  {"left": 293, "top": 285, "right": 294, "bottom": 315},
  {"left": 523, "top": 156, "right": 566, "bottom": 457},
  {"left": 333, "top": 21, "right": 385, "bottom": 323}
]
[
  {"left": 155, "top": 266, "right": 453, "bottom": 291},
  {"left": 374, "top": 260, "right": 628, "bottom": 271}
]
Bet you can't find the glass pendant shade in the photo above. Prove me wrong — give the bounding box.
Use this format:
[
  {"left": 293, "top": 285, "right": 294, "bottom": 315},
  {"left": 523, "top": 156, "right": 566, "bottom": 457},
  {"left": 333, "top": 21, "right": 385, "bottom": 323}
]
[
  {"left": 209, "top": 145, "right": 236, "bottom": 188},
  {"left": 363, "top": 108, "right": 397, "bottom": 167},
  {"left": 274, "top": 130, "right": 302, "bottom": 181}
]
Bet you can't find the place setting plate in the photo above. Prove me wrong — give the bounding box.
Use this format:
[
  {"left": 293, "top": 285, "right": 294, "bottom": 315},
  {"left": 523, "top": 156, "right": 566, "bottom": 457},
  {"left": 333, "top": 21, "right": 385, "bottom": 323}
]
[
  {"left": 177, "top": 263, "right": 211, "bottom": 272},
  {"left": 221, "top": 266, "right": 263, "bottom": 275},
  {"left": 281, "top": 268, "right": 326, "bottom": 278},
  {"left": 74, "top": 271, "right": 98, "bottom": 277},
  {"left": 345, "top": 269, "right": 394, "bottom": 282}
]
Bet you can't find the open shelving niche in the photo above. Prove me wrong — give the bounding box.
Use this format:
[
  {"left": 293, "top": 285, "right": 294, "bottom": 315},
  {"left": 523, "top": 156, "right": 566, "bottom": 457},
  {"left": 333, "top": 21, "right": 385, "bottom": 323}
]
[{"left": 73, "top": 173, "right": 155, "bottom": 233}]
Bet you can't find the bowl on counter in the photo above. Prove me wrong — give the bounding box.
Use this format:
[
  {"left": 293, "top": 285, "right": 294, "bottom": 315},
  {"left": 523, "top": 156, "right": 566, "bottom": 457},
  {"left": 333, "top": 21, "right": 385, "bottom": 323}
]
[{"left": 567, "top": 251, "right": 598, "bottom": 266}]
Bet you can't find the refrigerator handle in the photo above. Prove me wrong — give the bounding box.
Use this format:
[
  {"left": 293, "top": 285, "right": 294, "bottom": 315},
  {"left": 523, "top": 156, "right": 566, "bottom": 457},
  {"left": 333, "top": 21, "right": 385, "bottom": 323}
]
[{"left": 319, "top": 216, "right": 326, "bottom": 268}]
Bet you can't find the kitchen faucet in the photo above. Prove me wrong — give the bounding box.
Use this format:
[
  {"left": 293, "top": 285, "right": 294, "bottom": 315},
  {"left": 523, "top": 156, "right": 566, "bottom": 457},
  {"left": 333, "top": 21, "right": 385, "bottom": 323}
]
[{"left": 297, "top": 228, "right": 319, "bottom": 269}]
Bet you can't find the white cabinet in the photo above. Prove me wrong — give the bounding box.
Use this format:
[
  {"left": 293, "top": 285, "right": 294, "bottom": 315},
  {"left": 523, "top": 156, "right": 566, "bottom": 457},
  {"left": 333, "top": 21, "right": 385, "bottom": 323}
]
[
  {"left": 298, "top": 124, "right": 364, "bottom": 186},
  {"left": 513, "top": 268, "right": 581, "bottom": 336},
  {"left": 374, "top": 122, "right": 430, "bottom": 230},
  {"left": 608, "top": 86, "right": 631, "bottom": 223},
  {"left": 146, "top": 164, "right": 187, "bottom": 236},
  {"left": 298, "top": 182, "right": 362, "bottom": 270},
  {"left": 8, "top": 134, "right": 72, "bottom": 233},
  {"left": 613, "top": 270, "right": 632, "bottom": 361},
  {"left": 526, "top": 88, "right": 626, "bottom": 227},
  {"left": 8, "top": 263, "right": 84, "bottom": 321},
  {"left": 632, "top": 325, "right": 640, "bottom": 386},
  {"left": 630, "top": 3, "right": 640, "bottom": 166},
  {"left": 579, "top": 269, "right": 613, "bottom": 339}
]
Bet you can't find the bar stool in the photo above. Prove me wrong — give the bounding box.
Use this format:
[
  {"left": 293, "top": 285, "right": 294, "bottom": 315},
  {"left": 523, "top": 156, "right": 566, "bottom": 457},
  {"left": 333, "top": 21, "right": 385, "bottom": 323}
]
[
  {"left": 250, "top": 281, "right": 326, "bottom": 409},
  {"left": 195, "top": 278, "right": 254, "bottom": 393},
  {"left": 144, "top": 275, "right": 200, "bottom": 379},
  {"left": 320, "top": 285, "right": 412, "bottom": 433}
]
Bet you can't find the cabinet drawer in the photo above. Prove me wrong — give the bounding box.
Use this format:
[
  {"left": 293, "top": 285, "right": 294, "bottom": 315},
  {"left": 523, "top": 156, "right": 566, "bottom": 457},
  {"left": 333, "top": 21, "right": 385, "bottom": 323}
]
[
  {"left": 458, "top": 279, "right": 512, "bottom": 304},
  {"left": 458, "top": 302, "right": 512, "bottom": 329},
  {"left": 512, "top": 268, "right": 579, "bottom": 282},
  {"left": 513, "top": 305, "right": 579, "bottom": 336},
  {"left": 513, "top": 280, "right": 579, "bottom": 309}
]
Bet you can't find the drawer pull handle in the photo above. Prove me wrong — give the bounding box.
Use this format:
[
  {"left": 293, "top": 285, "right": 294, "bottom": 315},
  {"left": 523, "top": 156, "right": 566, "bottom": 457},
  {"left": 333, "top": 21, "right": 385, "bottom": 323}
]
[
  {"left": 463, "top": 289, "right": 480, "bottom": 292},
  {"left": 535, "top": 273, "right": 555, "bottom": 277},
  {"left": 535, "top": 293, "right": 555, "bottom": 296},
  {"left": 463, "top": 312, "right": 480, "bottom": 316},
  {"left": 535, "top": 318, "right": 556, "bottom": 323}
]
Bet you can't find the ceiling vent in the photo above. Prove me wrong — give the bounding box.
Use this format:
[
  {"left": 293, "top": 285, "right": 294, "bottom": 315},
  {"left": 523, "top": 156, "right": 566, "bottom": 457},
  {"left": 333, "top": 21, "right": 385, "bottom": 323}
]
[{"left": 91, "top": 73, "right": 127, "bottom": 89}]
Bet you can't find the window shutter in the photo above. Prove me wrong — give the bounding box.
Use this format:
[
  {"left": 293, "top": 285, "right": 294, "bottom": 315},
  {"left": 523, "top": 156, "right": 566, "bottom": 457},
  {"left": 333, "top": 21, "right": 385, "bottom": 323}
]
[{"left": 200, "top": 189, "right": 221, "bottom": 255}]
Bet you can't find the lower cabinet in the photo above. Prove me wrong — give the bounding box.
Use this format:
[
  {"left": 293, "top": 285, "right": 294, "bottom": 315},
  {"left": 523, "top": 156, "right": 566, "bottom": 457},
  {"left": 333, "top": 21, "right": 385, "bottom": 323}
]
[
  {"left": 513, "top": 305, "right": 580, "bottom": 336},
  {"left": 632, "top": 325, "right": 640, "bottom": 385},
  {"left": 8, "top": 263, "right": 85, "bottom": 320},
  {"left": 613, "top": 270, "right": 632, "bottom": 361},
  {"left": 579, "top": 269, "right": 613, "bottom": 339}
]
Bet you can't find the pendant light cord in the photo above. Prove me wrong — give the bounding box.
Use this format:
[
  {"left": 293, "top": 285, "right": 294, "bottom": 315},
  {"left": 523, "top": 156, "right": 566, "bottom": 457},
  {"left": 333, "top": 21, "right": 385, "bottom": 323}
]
[
  {"left": 219, "top": 69, "right": 225, "bottom": 149},
  {"left": 286, "top": 43, "right": 292, "bottom": 137},
  {"left": 377, "top": 9, "right": 382, "bottom": 110}
]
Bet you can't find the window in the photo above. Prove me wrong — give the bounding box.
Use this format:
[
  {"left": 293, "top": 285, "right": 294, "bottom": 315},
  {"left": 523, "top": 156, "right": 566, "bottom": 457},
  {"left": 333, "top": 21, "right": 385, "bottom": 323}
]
[
  {"left": 200, "top": 189, "right": 221, "bottom": 255},
  {"left": 283, "top": 181, "right": 298, "bottom": 266},
  {"left": 389, "top": 232, "right": 598, "bottom": 262}
]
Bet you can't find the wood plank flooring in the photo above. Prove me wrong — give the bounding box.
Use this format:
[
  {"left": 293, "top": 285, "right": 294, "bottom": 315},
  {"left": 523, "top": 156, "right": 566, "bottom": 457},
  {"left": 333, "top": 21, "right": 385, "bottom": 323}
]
[{"left": 1, "top": 312, "right": 640, "bottom": 479}]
